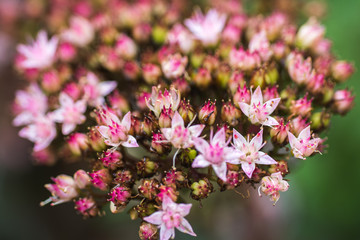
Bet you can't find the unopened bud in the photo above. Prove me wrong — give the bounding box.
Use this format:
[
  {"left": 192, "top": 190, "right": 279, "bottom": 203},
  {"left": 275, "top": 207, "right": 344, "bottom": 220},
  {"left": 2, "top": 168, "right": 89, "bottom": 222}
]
[
  {"left": 270, "top": 118, "right": 289, "bottom": 145},
  {"left": 114, "top": 170, "right": 134, "bottom": 187},
  {"left": 332, "top": 89, "right": 354, "bottom": 115},
  {"left": 67, "top": 133, "right": 88, "bottom": 156},
  {"left": 159, "top": 108, "right": 173, "bottom": 128},
  {"left": 108, "top": 186, "right": 131, "bottom": 207},
  {"left": 216, "top": 64, "right": 231, "bottom": 88},
  {"left": 178, "top": 100, "right": 195, "bottom": 125},
  {"left": 136, "top": 157, "right": 159, "bottom": 177},
  {"left": 191, "top": 178, "right": 213, "bottom": 200},
  {"left": 233, "top": 85, "right": 251, "bottom": 108},
  {"left": 138, "top": 179, "right": 160, "bottom": 200},
  {"left": 228, "top": 71, "right": 245, "bottom": 94},
  {"left": 100, "top": 150, "right": 123, "bottom": 170},
  {"left": 88, "top": 127, "right": 106, "bottom": 152},
  {"left": 221, "top": 101, "right": 241, "bottom": 126},
  {"left": 199, "top": 100, "right": 217, "bottom": 125},
  {"left": 193, "top": 68, "right": 211, "bottom": 88},
  {"left": 139, "top": 222, "right": 158, "bottom": 240},
  {"left": 42, "top": 70, "right": 61, "bottom": 93},
  {"left": 310, "top": 111, "right": 331, "bottom": 131},
  {"left": 142, "top": 63, "right": 161, "bottom": 85},
  {"left": 269, "top": 160, "right": 289, "bottom": 176},
  {"left": 74, "top": 170, "right": 91, "bottom": 189},
  {"left": 331, "top": 61, "right": 354, "bottom": 83},
  {"left": 89, "top": 169, "right": 111, "bottom": 191},
  {"left": 151, "top": 133, "right": 172, "bottom": 155}
]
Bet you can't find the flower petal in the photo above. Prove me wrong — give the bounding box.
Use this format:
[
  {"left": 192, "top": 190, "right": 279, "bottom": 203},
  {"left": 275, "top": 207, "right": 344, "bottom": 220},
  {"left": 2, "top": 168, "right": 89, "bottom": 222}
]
[
  {"left": 238, "top": 102, "right": 250, "bottom": 117},
  {"left": 233, "top": 129, "right": 247, "bottom": 148},
  {"left": 212, "top": 162, "right": 227, "bottom": 181},
  {"left": 121, "top": 112, "right": 132, "bottom": 132},
  {"left": 144, "top": 211, "right": 163, "bottom": 225},
  {"left": 96, "top": 126, "right": 109, "bottom": 139},
  {"left": 257, "top": 152, "right": 277, "bottom": 165},
  {"left": 171, "top": 111, "right": 184, "bottom": 128},
  {"left": 250, "top": 129, "right": 263, "bottom": 150},
  {"left": 298, "top": 125, "right": 311, "bottom": 140},
  {"left": 192, "top": 155, "right": 210, "bottom": 168},
  {"left": 160, "top": 225, "right": 175, "bottom": 240},
  {"left": 287, "top": 131, "right": 299, "bottom": 149},
  {"left": 212, "top": 127, "right": 226, "bottom": 146},
  {"left": 177, "top": 218, "right": 197, "bottom": 237},
  {"left": 193, "top": 138, "right": 210, "bottom": 155},
  {"left": 62, "top": 122, "right": 76, "bottom": 135},
  {"left": 121, "top": 135, "right": 138, "bottom": 148},
  {"left": 177, "top": 203, "right": 192, "bottom": 216},
  {"left": 263, "top": 97, "right": 281, "bottom": 115},
  {"left": 161, "top": 128, "right": 172, "bottom": 141},
  {"left": 241, "top": 162, "right": 255, "bottom": 178},
  {"left": 262, "top": 116, "right": 279, "bottom": 127},
  {"left": 188, "top": 124, "right": 205, "bottom": 138},
  {"left": 98, "top": 81, "right": 117, "bottom": 96},
  {"left": 252, "top": 86, "right": 263, "bottom": 105}
]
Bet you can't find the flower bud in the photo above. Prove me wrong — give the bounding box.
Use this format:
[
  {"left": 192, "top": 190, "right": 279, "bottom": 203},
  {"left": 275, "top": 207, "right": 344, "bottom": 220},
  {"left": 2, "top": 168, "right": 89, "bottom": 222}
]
[
  {"left": 108, "top": 90, "right": 130, "bottom": 114},
  {"left": 152, "top": 25, "right": 168, "bottom": 44},
  {"left": 272, "top": 41, "right": 286, "bottom": 60},
  {"left": 142, "top": 64, "right": 161, "bottom": 85},
  {"left": 100, "top": 150, "right": 123, "bottom": 170},
  {"left": 123, "top": 61, "right": 140, "bottom": 80},
  {"left": 142, "top": 115, "right": 156, "bottom": 136},
  {"left": 250, "top": 68, "right": 266, "bottom": 88},
  {"left": 199, "top": 100, "right": 217, "bottom": 125},
  {"left": 331, "top": 61, "right": 354, "bottom": 83},
  {"left": 151, "top": 133, "right": 172, "bottom": 155},
  {"left": 307, "top": 72, "right": 325, "bottom": 94},
  {"left": 88, "top": 127, "right": 106, "bottom": 152},
  {"left": 58, "top": 42, "right": 76, "bottom": 62},
  {"left": 270, "top": 118, "right": 289, "bottom": 145},
  {"left": 290, "top": 94, "right": 313, "bottom": 117},
  {"left": 136, "top": 157, "right": 159, "bottom": 177},
  {"left": 135, "top": 202, "right": 157, "bottom": 219},
  {"left": 191, "top": 178, "right": 213, "bottom": 200},
  {"left": 74, "top": 197, "right": 98, "bottom": 218},
  {"left": 63, "top": 82, "right": 81, "bottom": 101},
  {"left": 100, "top": 27, "right": 118, "bottom": 45},
  {"left": 193, "top": 68, "right": 211, "bottom": 88},
  {"left": 179, "top": 149, "right": 197, "bottom": 167},
  {"left": 42, "top": 70, "right": 61, "bottom": 93},
  {"left": 32, "top": 148, "right": 56, "bottom": 166},
  {"left": 178, "top": 100, "right": 195, "bottom": 125},
  {"left": 203, "top": 55, "right": 220, "bottom": 73},
  {"left": 221, "top": 101, "right": 241, "bottom": 126},
  {"left": 229, "top": 48, "right": 261, "bottom": 71},
  {"left": 114, "top": 170, "right": 134, "bottom": 187},
  {"left": 137, "top": 91, "right": 151, "bottom": 110},
  {"left": 161, "top": 53, "right": 188, "bottom": 79},
  {"left": 67, "top": 133, "right": 88, "bottom": 156},
  {"left": 159, "top": 108, "right": 173, "bottom": 128},
  {"left": 74, "top": 170, "right": 91, "bottom": 189},
  {"left": 109, "top": 186, "right": 131, "bottom": 207},
  {"left": 90, "top": 169, "right": 111, "bottom": 191},
  {"left": 228, "top": 71, "right": 245, "bottom": 94},
  {"left": 157, "top": 185, "right": 178, "bottom": 202},
  {"left": 216, "top": 64, "right": 231, "bottom": 88},
  {"left": 133, "top": 23, "right": 152, "bottom": 42},
  {"left": 314, "top": 56, "right": 333, "bottom": 76},
  {"left": 263, "top": 86, "right": 280, "bottom": 102},
  {"left": 171, "top": 77, "right": 190, "bottom": 95},
  {"left": 162, "top": 169, "right": 185, "bottom": 188},
  {"left": 138, "top": 179, "right": 160, "bottom": 200},
  {"left": 290, "top": 116, "right": 309, "bottom": 136},
  {"left": 310, "top": 111, "right": 331, "bottom": 131},
  {"left": 139, "top": 222, "right": 158, "bottom": 240},
  {"left": 233, "top": 85, "right": 251, "bottom": 107},
  {"left": 333, "top": 89, "right": 354, "bottom": 115},
  {"left": 190, "top": 51, "right": 205, "bottom": 68},
  {"left": 269, "top": 160, "right": 289, "bottom": 176},
  {"left": 115, "top": 34, "right": 137, "bottom": 59},
  {"left": 219, "top": 170, "right": 242, "bottom": 190},
  {"left": 296, "top": 18, "right": 325, "bottom": 50},
  {"left": 280, "top": 86, "right": 297, "bottom": 108}
]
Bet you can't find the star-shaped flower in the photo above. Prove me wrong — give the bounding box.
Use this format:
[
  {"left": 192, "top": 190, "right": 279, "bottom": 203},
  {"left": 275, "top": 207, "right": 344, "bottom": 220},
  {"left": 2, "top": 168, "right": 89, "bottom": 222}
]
[
  {"left": 238, "top": 86, "right": 281, "bottom": 127},
  {"left": 144, "top": 195, "right": 196, "bottom": 240},
  {"left": 233, "top": 129, "right": 277, "bottom": 178},
  {"left": 287, "top": 125, "right": 321, "bottom": 159},
  {"left": 192, "top": 127, "right": 242, "bottom": 181},
  {"left": 259, "top": 172, "right": 289, "bottom": 205}
]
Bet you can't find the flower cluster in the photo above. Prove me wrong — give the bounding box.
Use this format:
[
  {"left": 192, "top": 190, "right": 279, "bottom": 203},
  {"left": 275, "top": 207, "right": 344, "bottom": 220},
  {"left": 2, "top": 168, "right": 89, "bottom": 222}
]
[{"left": 12, "top": 0, "right": 354, "bottom": 239}]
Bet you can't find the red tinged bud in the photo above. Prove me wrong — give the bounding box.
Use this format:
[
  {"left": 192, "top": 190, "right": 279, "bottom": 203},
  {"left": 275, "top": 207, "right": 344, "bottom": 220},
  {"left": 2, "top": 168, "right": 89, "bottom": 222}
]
[{"left": 199, "top": 100, "right": 217, "bottom": 125}]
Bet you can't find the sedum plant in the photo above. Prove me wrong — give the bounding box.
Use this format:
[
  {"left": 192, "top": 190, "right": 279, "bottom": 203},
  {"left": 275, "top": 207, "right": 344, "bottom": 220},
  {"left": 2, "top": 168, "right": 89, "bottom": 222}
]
[{"left": 12, "top": 0, "right": 354, "bottom": 239}]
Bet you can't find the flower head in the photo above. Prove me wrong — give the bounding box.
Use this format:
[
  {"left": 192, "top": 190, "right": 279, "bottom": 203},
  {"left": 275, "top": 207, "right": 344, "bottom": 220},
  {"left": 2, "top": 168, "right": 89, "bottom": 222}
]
[
  {"left": 192, "top": 127, "right": 242, "bottom": 181},
  {"left": 238, "top": 86, "right": 281, "bottom": 127},
  {"left": 259, "top": 172, "right": 289, "bottom": 204},
  {"left": 161, "top": 111, "right": 204, "bottom": 149},
  {"left": 144, "top": 195, "right": 196, "bottom": 240},
  {"left": 17, "top": 30, "right": 58, "bottom": 70},
  {"left": 13, "top": 83, "right": 48, "bottom": 126},
  {"left": 19, "top": 115, "right": 56, "bottom": 151},
  {"left": 81, "top": 72, "right": 117, "bottom": 107},
  {"left": 96, "top": 108, "right": 139, "bottom": 148},
  {"left": 185, "top": 8, "right": 226, "bottom": 46},
  {"left": 233, "top": 129, "right": 277, "bottom": 178},
  {"left": 62, "top": 16, "right": 94, "bottom": 47},
  {"left": 287, "top": 125, "right": 321, "bottom": 159},
  {"left": 146, "top": 86, "right": 181, "bottom": 118},
  {"left": 51, "top": 92, "right": 87, "bottom": 135}
]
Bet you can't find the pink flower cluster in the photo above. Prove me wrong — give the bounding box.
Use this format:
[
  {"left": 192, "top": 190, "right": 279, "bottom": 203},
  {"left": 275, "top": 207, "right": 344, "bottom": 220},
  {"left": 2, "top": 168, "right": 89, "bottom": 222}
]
[{"left": 11, "top": 0, "right": 355, "bottom": 239}]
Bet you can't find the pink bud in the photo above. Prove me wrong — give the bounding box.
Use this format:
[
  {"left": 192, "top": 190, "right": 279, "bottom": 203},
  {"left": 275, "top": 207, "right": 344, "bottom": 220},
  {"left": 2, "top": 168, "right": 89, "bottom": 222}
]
[
  {"left": 63, "top": 82, "right": 81, "bottom": 100},
  {"left": 296, "top": 18, "right": 325, "bottom": 49},
  {"left": 193, "top": 68, "right": 211, "bottom": 88},
  {"left": 290, "top": 94, "right": 313, "bottom": 117},
  {"left": 331, "top": 61, "right": 354, "bottom": 83},
  {"left": 142, "top": 63, "right": 161, "bottom": 85},
  {"left": 108, "top": 90, "right": 130, "bottom": 113},
  {"left": 115, "top": 34, "right": 137, "bottom": 59},
  {"left": 233, "top": 85, "right": 251, "bottom": 107},
  {"left": 100, "top": 150, "right": 123, "bottom": 170},
  {"left": 333, "top": 89, "right": 354, "bottom": 115},
  {"left": 290, "top": 116, "right": 309, "bottom": 136},
  {"left": 199, "top": 100, "right": 217, "bottom": 125},
  {"left": 58, "top": 42, "right": 76, "bottom": 62},
  {"left": 67, "top": 133, "right": 88, "bottom": 156},
  {"left": 161, "top": 53, "right": 188, "bottom": 79},
  {"left": 151, "top": 133, "right": 172, "bottom": 155},
  {"left": 32, "top": 148, "right": 56, "bottom": 166},
  {"left": 228, "top": 71, "right": 245, "bottom": 94},
  {"left": 75, "top": 197, "right": 98, "bottom": 217},
  {"left": 108, "top": 186, "right": 131, "bottom": 206},
  {"left": 263, "top": 86, "right": 280, "bottom": 102},
  {"left": 42, "top": 70, "right": 61, "bottom": 93},
  {"left": 74, "top": 169, "right": 91, "bottom": 189},
  {"left": 222, "top": 24, "right": 241, "bottom": 44},
  {"left": 123, "top": 61, "right": 140, "bottom": 80},
  {"left": 90, "top": 169, "right": 111, "bottom": 191}
]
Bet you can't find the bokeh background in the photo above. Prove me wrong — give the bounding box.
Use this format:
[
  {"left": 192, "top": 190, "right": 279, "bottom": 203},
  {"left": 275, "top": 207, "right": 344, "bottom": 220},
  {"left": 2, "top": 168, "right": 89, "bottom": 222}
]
[{"left": 0, "top": 0, "right": 359, "bottom": 239}]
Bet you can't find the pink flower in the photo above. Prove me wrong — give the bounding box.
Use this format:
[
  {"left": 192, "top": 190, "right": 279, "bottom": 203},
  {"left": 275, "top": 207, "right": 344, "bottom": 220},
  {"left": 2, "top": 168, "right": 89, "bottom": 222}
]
[
  {"left": 249, "top": 30, "right": 273, "bottom": 61},
  {"left": 259, "top": 172, "right": 289, "bottom": 204},
  {"left": 185, "top": 8, "right": 226, "bottom": 46},
  {"left": 296, "top": 17, "right": 325, "bottom": 49},
  {"left": 41, "top": 174, "right": 78, "bottom": 206},
  {"left": 229, "top": 47, "right": 261, "bottom": 71},
  {"left": 96, "top": 109, "right": 139, "bottom": 148},
  {"left": 161, "top": 53, "right": 188, "bottom": 79},
  {"left": 333, "top": 89, "right": 355, "bottom": 115},
  {"left": 233, "top": 129, "right": 277, "bottom": 178},
  {"left": 167, "top": 24, "right": 195, "bottom": 54},
  {"left": 13, "top": 83, "right": 48, "bottom": 126},
  {"left": 17, "top": 30, "right": 58, "bottom": 70},
  {"left": 19, "top": 115, "right": 56, "bottom": 151},
  {"left": 161, "top": 111, "right": 204, "bottom": 149},
  {"left": 238, "top": 86, "right": 281, "bottom": 127},
  {"left": 61, "top": 16, "right": 94, "bottom": 47},
  {"left": 81, "top": 72, "right": 117, "bottom": 107},
  {"left": 144, "top": 195, "right": 196, "bottom": 240},
  {"left": 287, "top": 126, "right": 321, "bottom": 160},
  {"left": 287, "top": 52, "right": 312, "bottom": 85},
  {"left": 146, "top": 86, "right": 181, "bottom": 118},
  {"left": 51, "top": 92, "right": 86, "bottom": 135},
  {"left": 115, "top": 34, "right": 137, "bottom": 59},
  {"left": 192, "top": 127, "right": 242, "bottom": 181},
  {"left": 90, "top": 169, "right": 111, "bottom": 191}
]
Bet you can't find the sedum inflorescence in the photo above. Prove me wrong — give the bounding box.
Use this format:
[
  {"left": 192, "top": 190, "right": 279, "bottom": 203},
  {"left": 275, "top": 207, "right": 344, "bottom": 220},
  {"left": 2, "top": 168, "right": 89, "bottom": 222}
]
[{"left": 12, "top": 0, "right": 355, "bottom": 239}]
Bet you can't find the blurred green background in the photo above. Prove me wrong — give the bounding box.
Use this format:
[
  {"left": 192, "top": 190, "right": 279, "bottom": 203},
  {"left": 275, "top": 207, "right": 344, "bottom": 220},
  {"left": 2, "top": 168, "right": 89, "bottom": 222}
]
[{"left": 0, "top": 0, "right": 359, "bottom": 239}]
